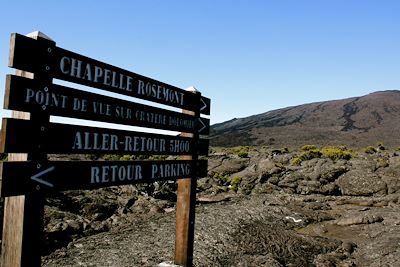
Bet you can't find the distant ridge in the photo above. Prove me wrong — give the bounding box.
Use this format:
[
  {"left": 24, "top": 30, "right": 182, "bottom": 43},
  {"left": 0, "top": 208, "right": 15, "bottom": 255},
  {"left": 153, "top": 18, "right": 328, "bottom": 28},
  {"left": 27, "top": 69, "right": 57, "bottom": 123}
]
[{"left": 210, "top": 90, "right": 400, "bottom": 148}]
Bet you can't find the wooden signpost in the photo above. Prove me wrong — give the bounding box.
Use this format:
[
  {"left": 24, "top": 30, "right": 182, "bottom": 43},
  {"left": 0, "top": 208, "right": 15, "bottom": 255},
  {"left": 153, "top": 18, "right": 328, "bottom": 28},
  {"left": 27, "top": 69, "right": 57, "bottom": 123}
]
[{"left": 0, "top": 32, "right": 210, "bottom": 267}]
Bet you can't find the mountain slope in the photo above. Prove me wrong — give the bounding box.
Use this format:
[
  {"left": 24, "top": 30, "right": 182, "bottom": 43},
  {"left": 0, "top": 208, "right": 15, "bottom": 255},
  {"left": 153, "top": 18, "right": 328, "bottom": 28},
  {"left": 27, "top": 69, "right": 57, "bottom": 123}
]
[{"left": 210, "top": 90, "right": 400, "bottom": 148}]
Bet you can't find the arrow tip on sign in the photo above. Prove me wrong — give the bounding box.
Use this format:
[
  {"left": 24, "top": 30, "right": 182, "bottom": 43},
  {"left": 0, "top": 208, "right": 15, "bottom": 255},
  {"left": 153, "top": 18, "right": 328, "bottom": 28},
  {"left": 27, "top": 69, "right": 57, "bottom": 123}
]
[
  {"left": 186, "top": 86, "right": 209, "bottom": 113},
  {"left": 198, "top": 118, "right": 207, "bottom": 133},
  {"left": 200, "top": 98, "right": 207, "bottom": 112}
]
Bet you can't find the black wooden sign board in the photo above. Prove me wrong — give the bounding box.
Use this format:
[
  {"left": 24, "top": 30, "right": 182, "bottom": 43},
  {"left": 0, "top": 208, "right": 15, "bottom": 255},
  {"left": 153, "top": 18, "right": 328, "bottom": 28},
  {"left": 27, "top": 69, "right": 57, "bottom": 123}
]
[
  {"left": 5, "top": 75, "right": 210, "bottom": 135},
  {"left": 0, "top": 118, "right": 209, "bottom": 155},
  {"left": 0, "top": 31, "right": 210, "bottom": 267},
  {"left": 8, "top": 33, "right": 211, "bottom": 115},
  {"left": 0, "top": 160, "right": 208, "bottom": 197}
]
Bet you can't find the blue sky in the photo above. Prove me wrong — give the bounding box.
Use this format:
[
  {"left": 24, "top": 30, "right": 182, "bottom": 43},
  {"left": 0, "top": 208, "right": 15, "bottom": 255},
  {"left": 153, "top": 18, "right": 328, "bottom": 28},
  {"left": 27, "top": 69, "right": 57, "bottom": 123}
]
[{"left": 1, "top": 1, "right": 399, "bottom": 125}]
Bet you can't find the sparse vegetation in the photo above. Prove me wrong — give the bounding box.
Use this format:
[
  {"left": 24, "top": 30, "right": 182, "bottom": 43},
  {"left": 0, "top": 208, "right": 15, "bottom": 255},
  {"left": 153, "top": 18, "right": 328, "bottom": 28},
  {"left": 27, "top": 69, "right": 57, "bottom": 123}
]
[
  {"left": 321, "top": 146, "right": 352, "bottom": 161},
  {"left": 364, "top": 146, "right": 377, "bottom": 154},
  {"left": 237, "top": 151, "right": 249, "bottom": 158},
  {"left": 292, "top": 146, "right": 352, "bottom": 165},
  {"left": 230, "top": 176, "right": 242, "bottom": 192},
  {"left": 292, "top": 149, "right": 322, "bottom": 166},
  {"left": 230, "top": 146, "right": 250, "bottom": 158},
  {"left": 42, "top": 144, "right": 400, "bottom": 266},
  {"left": 213, "top": 172, "right": 229, "bottom": 185},
  {"left": 301, "top": 145, "right": 318, "bottom": 151}
]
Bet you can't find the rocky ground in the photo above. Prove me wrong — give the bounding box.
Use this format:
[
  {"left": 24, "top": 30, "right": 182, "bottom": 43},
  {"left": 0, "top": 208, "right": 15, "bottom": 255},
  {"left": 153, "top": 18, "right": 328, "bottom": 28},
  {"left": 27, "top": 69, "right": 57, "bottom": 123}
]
[{"left": 8, "top": 146, "right": 400, "bottom": 266}]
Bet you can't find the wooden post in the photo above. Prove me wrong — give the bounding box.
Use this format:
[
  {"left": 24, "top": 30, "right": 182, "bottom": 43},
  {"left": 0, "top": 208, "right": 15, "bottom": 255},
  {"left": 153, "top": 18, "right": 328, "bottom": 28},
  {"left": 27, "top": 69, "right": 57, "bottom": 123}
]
[
  {"left": 1, "top": 31, "right": 54, "bottom": 267},
  {"left": 175, "top": 87, "right": 200, "bottom": 267}
]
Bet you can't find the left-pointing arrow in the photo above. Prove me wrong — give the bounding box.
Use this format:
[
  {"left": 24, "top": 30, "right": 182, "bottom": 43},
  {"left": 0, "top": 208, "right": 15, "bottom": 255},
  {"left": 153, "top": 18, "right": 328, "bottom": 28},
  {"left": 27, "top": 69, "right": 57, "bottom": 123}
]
[{"left": 31, "top": 166, "right": 55, "bottom": 187}]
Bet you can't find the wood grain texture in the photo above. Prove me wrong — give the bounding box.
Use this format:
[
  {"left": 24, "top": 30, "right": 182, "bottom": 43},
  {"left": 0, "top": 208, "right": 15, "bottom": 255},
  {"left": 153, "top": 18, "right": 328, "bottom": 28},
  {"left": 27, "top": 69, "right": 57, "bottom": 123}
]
[
  {"left": 0, "top": 111, "right": 30, "bottom": 267},
  {"left": 1, "top": 31, "right": 50, "bottom": 267},
  {"left": 175, "top": 96, "right": 198, "bottom": 266}
]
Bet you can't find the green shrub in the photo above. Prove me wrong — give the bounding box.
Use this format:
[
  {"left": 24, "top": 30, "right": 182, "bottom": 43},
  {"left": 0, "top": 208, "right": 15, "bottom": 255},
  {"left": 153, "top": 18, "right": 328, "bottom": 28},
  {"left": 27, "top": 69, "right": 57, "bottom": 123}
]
[
  {"left": 291, "top": 158, "right": 302, "bottom": 166},
  {"left": 237, "top": 151, "right": 249, "bottom": 158},
  {"left": 364, "top": 146, "right": 377, "bottom": 154},
  {"left": 292, "top": 145, "right": 353, "bottom": 166},
  {"left": 230, "top": 146, "right": 250, "bottom": 158},
  {"left": 301, "top": 145, "right": 318, "bottom": 151},
  {"left": 291, "top": 149, "right": 322, "bottom": 166},
  {"left": 230, "top": 176, "right": 242, "bottom": 192},
  {"left": 213, "top": 172, "right": 229, "bottom": 185},
  {"left": 321, "top": 146, "right": 352, "bottom": 161}
]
